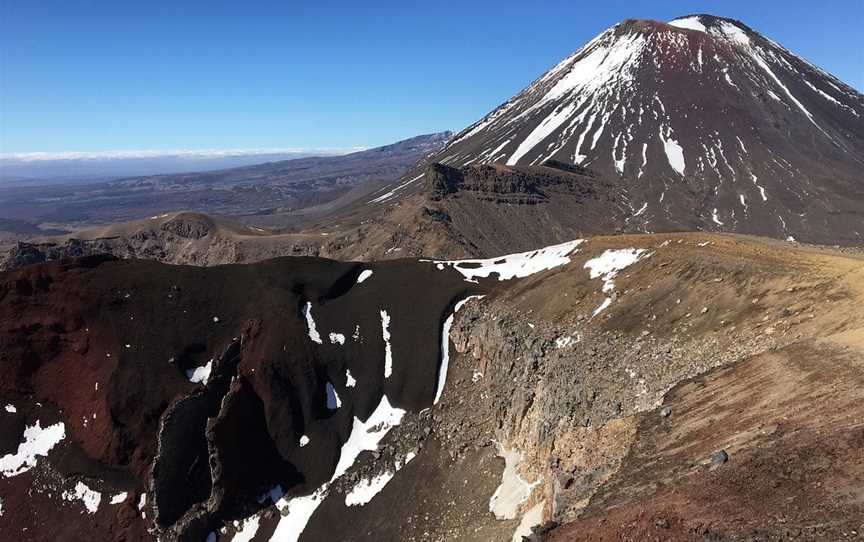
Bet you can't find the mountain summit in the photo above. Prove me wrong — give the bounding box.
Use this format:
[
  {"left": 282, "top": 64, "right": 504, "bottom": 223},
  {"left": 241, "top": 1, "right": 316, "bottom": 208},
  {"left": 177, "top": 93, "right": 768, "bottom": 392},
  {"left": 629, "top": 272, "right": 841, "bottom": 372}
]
[{"left": 409, "top": 14, "right": 864, "bottom": 244}]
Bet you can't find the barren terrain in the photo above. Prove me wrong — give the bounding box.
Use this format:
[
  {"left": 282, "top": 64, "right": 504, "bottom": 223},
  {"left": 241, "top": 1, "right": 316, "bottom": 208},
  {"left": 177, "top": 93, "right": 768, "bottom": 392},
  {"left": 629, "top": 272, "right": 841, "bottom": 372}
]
[{"left": 2, "top": 234, "right": 863, "bottom": 540}]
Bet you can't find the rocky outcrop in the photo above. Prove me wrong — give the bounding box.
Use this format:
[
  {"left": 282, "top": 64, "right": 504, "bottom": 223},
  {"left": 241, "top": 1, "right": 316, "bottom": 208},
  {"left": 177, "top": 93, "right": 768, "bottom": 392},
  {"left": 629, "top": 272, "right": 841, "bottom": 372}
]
[
  {"left": 425, "top": 162, "right": 609, "bottom": 205},
  {"left": 426, "top": 163, "right": 544, "bottom": 203},
  {"left": 160, "top": 214, "right": 213, "bottom": 239}
]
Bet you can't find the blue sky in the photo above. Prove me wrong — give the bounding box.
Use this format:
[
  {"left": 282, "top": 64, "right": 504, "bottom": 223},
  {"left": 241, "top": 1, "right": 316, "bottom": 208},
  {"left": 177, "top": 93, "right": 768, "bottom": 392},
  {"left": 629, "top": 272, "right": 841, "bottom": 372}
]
[{"left": 1, "top": 0, "right": 861, "bottom": 153}]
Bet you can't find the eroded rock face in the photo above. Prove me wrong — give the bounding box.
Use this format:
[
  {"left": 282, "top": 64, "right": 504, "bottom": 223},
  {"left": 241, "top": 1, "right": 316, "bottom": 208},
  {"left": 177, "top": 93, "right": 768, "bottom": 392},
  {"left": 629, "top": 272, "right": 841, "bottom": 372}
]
[
  {"left": 425, "top": 162, "right": 607, "bottom": 205},
  {"left": 435, "top": 234, "right": 864, "bottom": 540}
]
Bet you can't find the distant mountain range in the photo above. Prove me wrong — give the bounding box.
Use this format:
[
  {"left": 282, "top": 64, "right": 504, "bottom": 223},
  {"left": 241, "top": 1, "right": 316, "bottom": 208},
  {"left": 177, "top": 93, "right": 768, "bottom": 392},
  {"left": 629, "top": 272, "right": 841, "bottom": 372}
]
[
  {"left": 0, "top": 149, "right": 363, "bottom": 185},
  {"left": 0, "top": 132, "right": 450, "bottom": 231}
]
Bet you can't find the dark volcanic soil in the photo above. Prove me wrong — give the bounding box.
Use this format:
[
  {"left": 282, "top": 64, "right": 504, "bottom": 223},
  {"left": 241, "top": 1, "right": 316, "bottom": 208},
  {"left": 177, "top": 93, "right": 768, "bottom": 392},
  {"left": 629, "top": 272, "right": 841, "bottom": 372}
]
[{"left": 0, "top": 252, "right": 481, "bottom": 540}]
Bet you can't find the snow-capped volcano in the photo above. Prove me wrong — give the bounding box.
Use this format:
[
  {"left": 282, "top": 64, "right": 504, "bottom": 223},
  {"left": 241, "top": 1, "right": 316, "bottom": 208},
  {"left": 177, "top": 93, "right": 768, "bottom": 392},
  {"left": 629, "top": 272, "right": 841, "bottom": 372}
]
[{"left": 414, "top": 14, "right": 864, "bottom": 244}]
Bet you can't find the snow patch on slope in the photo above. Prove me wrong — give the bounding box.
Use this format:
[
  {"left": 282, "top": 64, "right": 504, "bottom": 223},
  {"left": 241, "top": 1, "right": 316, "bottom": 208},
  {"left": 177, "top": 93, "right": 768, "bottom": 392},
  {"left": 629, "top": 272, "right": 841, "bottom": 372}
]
[
  {"left": 344, "top": 452, "right": 417, "bottom": 507},
  {"left": 659, "top": 126, "right": 686, "bottom": 175},
  {"left": 232, "top": 514, "right": 261, "bottom": 542},
  {"left": 303, "top": 302, "right": 323, "bottom": 344},
  {"left": 435, "top": 295, "right": 485, "bottom": 404},
  {"left": 270, "top": 395, "right": 405, "bottom": 541},
  {"left": 63, "top": 481, "right": 101, "bottom": 514},
  {"left": 368, "top": 173, "right": 425, "bottom": 204},
  {"left": 584, "top": 248, "right": 649, "bottom": 317},
  {"left": 585, "top": 248, "right": 648, "bottom": 293},
  {"left": 504, "top": 30, "right": 647, "bottom": 165},
  {"left": 110, "top": 492, "right": 128, "bottom": 504},
  {"left": 668, "top": 16, "right": 707, "bottom": 33},
  {"left": 507, "top": 102, "right": 578, "bottom": 165},
  {"left": 489, "top": 444, "right": 541, "bottom": 520},
  {"left": 187, "top": 359, "right": 213, "bottom": 384},
  {"left": 714, "top": 21, "right": 751, "bottom": 46},
  {"left": 430, "top": 239, "right": 584, "bottom": 283},
  {"left": 511, "top": 500, "right": 546, "bottom": 542},
  {"left": 0, "top": 420, "right": 66, "bottom": 477},
  {"left": 543, "top": 31, "right": 646, "bottom": 106},
  {"left": 380, "top": 310, "right": 393, "bottom": 378}
]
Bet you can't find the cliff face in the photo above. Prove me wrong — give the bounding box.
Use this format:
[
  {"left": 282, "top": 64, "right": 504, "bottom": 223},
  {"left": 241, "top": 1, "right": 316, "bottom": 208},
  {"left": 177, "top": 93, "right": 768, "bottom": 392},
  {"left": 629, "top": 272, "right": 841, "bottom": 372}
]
[{"left": 440, "top": 234, "right": 864, "bottom": 540}]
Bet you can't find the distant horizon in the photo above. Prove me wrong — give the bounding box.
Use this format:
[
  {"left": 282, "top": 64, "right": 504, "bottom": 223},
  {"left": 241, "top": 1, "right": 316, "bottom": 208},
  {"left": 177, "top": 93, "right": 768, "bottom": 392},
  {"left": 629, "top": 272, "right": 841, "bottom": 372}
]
[
  {"left": 2, "top": 1, "right": 861, "bottom": 154},
  {"left": 0, "top": 132, "right": 451, "bottom": 184},
  {"left": 0, "top": 146, "right": 368, "bottom": 162}
]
